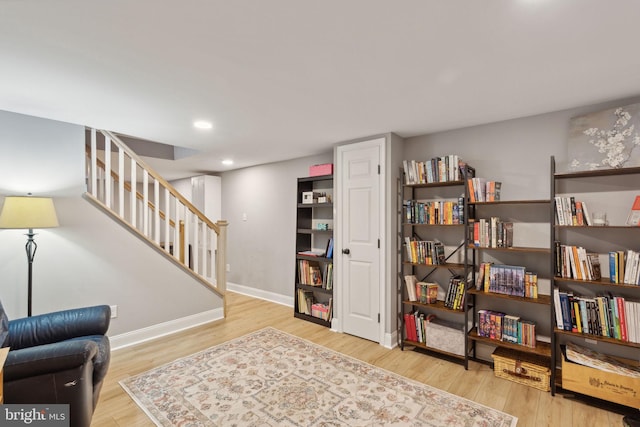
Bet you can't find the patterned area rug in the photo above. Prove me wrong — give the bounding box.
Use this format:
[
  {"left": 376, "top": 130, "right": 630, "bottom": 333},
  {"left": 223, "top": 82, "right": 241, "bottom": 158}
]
[{"left": 120, "top": 327, "right": 517, "bottom": 426}]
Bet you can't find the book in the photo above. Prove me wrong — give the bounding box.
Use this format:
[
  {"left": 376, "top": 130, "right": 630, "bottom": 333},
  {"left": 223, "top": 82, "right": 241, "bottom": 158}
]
[
  {"left": 581, "top": 201, "right": 592, "bottom": 226},
  {"left": 326, "top": 237, "right": 334, "bottom": 259},
  {"left": 626, "top": 195, "right": 640, "bottom": 226},
  {"left": 587, "top": 252, "right": 602, "bottom": 280},
  {"left": 559, "top": 292, "right": 573, "bottom": 331},
  {"left": 553, "top": 289, "right": 565, "bottom": 330},
  {"left": 404, "top": 275, "right": 418, "bottom": 301},
  {"left": 426, "top": 283, "right": 439, "bottom": 304},
  {"left": 297, "top": 249, "right": 325, "bottom": 257}
]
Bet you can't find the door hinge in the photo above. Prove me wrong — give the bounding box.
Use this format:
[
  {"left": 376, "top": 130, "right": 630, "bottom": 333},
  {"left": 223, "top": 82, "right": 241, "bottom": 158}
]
[
  {"left": 377, "top": 238, "right": 380, "bottom": 249},
  {"left": 377, "top": 313, "right": 381, "bottom": 323},
  {"left": 378, "top": 164, "right": 381, "bottom": 175}
]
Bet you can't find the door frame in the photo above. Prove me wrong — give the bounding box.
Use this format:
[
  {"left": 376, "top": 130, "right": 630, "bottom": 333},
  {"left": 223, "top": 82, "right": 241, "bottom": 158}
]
[{"left": 334, "top": 136, "right": 386, "bottom": 345}]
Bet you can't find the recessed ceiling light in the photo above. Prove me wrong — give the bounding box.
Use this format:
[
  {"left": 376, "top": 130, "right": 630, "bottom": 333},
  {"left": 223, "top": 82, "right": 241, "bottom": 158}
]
[
  {"left": 193, "top": 120, "right": 213, "bottom": 129},
  {"left": 222, "top": 159, "right": 234, "bottom": 166}
]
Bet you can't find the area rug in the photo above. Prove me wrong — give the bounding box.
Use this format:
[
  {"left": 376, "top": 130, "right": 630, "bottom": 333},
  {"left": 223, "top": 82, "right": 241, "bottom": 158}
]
[{"left": 120, "top": 327, "right": 517, "bottom": 426}]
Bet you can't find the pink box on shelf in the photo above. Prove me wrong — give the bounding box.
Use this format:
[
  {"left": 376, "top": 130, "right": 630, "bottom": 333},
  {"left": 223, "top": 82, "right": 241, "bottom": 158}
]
[{"left": 309, "top": 163, "right": 333, "bottom": 177}]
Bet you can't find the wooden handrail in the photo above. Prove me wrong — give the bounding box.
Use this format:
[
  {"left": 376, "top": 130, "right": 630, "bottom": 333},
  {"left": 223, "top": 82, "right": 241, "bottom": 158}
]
[{"left": 86, "top": 145, "right": 177, "bottom": 228}]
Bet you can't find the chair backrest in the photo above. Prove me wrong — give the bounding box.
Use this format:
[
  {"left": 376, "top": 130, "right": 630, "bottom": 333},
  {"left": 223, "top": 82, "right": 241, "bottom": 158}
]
[{"left": 0, "top": 300, "right": 8, "bottom": 347}]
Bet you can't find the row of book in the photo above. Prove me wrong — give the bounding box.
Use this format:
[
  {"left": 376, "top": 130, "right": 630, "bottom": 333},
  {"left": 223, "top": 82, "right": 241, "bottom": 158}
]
[
  {"left": 403, "top": 198, "right": 465, "bottom": 225},
  {"left": 553, "top": 291, "right": 640, "bottom": 343},
  {"left": 403, "top": 275, "right": 438, "bottom": 304},
  {"left": 297, "top": 289, "right": 314, "bottom": 315},
  {"left": 610, "top": 249, "right": 640, "bottom": 285},
  {"left": 467, "top": 178, "right": 502, "bottom": 202},
  {"left": 477, "top": 310, "right": 537, "bottom": 348},
  {"left": 402, "top": 155, "right": 466, "bottom": 185},
  {"left": 404, "top": 237, "right": 446, "bottom": 265},
  {"left": 554, "top": 244, "right": 640, "bottom": 285},
  {"left": 443, "top": 275, "right": 466, "bottom": 311},
  {"left": 475, "top": 262, "right": 539, "bottom": 299},
  {"left": 469, "top": 217, "right": 514, "bottom": 248},
  {"left": 403, "top": 311, "right": 436, "bottom": 343},
  {"left": 554, "top": 244, "right": 602, "bottom": 281},
  {"left": 297, "top": 260, "right": 333, "bottom": 289},
  {"left": 554, "top": 196, "right": 595, "bottom": 226}
]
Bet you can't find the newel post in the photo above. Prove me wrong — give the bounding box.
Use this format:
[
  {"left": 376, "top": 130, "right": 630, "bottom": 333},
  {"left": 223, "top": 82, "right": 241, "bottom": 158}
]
[{"left": 216, "top": 220, "right": 228, "bottom": 317}]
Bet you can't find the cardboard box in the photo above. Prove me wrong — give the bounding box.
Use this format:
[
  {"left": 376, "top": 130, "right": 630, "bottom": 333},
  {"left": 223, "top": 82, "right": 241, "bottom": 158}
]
[
  {"left": 491, "top": 347, "right": 551, "bottom": 392},
  {"left": 425, "top": 320, "right": 465, "bottom": 356},
  {"left": 309, "top": 163, "right": 333, "bottom": 177},
  {"left": 561, "top": 351, "right": 640, "bottom": 408}
]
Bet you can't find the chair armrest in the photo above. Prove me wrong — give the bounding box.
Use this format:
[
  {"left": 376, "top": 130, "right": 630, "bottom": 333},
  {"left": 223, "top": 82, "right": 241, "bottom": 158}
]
[
  {"left": 6, "top": 305, "right": 111, "bottom": 350},
  {"left": 3, "top": 340, "right": 98, "bottom": 382}
]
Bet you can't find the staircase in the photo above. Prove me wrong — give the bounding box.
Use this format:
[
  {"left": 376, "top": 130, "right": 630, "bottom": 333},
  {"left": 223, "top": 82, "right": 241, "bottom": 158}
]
[{"left": 84, "top": 129, "right": 227, "bottom": 314}]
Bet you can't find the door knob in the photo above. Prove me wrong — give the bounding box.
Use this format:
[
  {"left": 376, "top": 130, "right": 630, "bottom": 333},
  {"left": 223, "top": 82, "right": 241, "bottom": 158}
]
[{"left": 342, "top": 248, "right": 350, "bottom": 255}]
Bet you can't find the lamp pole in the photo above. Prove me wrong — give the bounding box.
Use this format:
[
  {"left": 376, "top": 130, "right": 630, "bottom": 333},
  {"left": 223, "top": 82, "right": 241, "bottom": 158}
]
[{"left": 25, "top": 228, "right": 37, "bottom": 317}]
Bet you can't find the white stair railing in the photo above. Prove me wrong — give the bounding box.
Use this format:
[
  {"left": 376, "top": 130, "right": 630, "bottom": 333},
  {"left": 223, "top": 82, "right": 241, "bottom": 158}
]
[{"left": 84, "top": 129, "right": 227, "bottom": 306}]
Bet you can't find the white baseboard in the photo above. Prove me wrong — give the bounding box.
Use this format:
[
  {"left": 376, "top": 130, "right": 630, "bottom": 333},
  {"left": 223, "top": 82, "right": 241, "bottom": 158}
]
[
  {"left": 109, "top": 307, "right": 224, "bottom": 351},
  {"left": 227, "top": 282, "right": 294, "bottom": 307},
  {"left": 109, "top": 285, "right": 395, "bottom": 351},
  {"left": 383, "top": 330, "right": 398, "bottom": 349}
]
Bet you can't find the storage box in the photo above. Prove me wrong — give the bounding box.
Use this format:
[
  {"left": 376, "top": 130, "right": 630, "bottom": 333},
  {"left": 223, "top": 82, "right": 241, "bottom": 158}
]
[
  {"left": 309, "top": 163, "right": 333, "bottom": 177},
  {"left": 491, "top": 347, "right": 551, "bottom": 392},
  {"left": 425, "top": 320, "right": 465, "bottom": 356},
  {"left": 561, "top": 350, "right": 640, "bottom": 408}
]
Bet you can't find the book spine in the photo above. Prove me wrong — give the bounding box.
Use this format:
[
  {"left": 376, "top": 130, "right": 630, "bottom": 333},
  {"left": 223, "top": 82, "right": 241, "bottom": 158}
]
[{"left": 617, "top": 297, "right": 628, "bottom": 342}]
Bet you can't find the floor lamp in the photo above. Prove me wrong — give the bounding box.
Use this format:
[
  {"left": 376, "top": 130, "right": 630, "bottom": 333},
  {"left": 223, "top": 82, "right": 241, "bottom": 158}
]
[{"left": 0, "top": 196, "right": 59, "bottom": 317}]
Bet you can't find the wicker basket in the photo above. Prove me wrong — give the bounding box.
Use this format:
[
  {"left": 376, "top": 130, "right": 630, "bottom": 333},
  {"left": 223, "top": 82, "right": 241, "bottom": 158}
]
[{"left": 491, "top": 347, "right": 551, "bottom": 392}]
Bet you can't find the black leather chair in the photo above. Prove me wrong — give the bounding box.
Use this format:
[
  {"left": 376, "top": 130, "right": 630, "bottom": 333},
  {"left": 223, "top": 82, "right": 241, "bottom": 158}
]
[{"left": 1, "top": 303, "right": 111, "bottom": 427}]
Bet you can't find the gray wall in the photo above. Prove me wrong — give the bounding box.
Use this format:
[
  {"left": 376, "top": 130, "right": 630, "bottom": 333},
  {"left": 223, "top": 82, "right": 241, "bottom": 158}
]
[
  {"left": 0, "top": 110, "right": 222, "bottom": 337},
  {"left": 221, "top": 153, "right": 332, "bottom": 303}
]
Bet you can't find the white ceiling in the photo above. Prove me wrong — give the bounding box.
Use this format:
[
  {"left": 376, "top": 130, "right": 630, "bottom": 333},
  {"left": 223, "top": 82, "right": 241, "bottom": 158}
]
[{"left": 2, "top": 1, "right": 640, "bottom": 180}]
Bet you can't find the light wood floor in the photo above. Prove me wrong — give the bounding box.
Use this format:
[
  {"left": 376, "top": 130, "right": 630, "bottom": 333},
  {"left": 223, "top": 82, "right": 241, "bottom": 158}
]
[{"left": 92, "top": 292, "right": 626, "bottom": 426}]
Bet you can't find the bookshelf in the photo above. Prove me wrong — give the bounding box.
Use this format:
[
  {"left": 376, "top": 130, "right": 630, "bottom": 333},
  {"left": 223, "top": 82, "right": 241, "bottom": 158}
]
[
  {"left": 550, "top": 156, "right": 640, "bottom": 401},
  {"left": 466, "top": 187, "right": 553, "bottom": 385},
  {"left": 397, "top": 157, "right": 474, "bottom": 368},
  {"left": 294, "top": 174, "right": 334, "bottom": 327}
]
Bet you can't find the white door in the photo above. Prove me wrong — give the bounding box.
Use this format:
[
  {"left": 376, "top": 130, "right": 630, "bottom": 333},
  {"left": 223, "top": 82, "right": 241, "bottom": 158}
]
[{"left": 338, "top": 138, "right": 383, "bottom": 342}]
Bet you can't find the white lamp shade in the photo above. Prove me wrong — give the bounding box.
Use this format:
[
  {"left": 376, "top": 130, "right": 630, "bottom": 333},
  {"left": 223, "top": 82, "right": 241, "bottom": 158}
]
[{"left": 0, "top": 196, "right": 59, "bottom": 229}]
